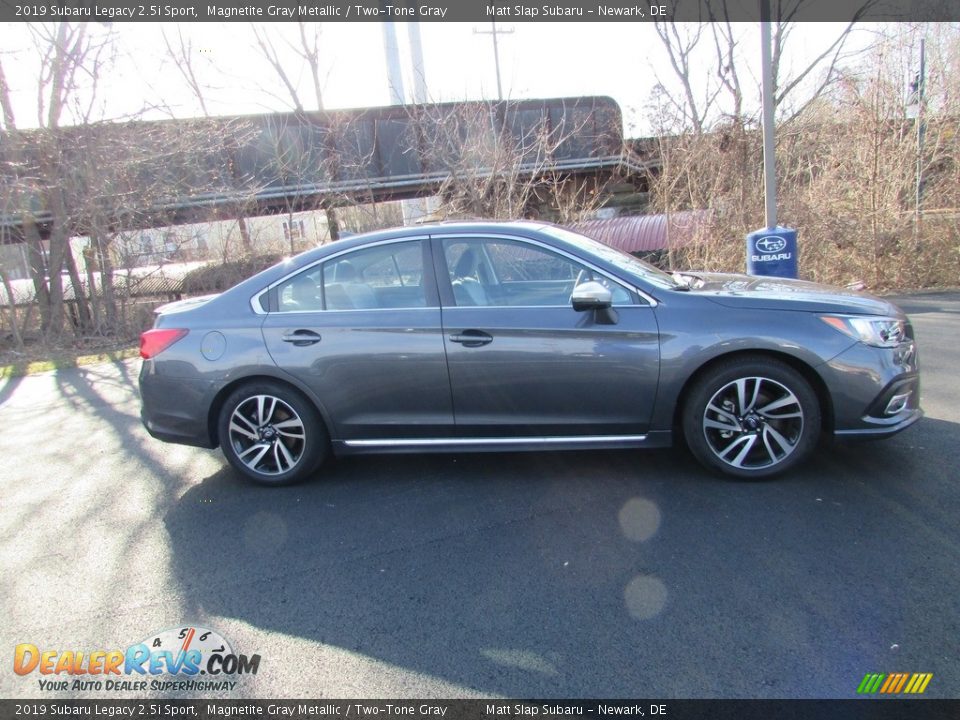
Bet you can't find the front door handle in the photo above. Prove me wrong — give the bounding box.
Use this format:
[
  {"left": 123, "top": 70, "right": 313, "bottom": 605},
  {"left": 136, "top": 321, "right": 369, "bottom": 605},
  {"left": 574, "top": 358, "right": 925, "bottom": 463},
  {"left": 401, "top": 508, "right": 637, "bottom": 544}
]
[
  {"left": 449, "top": 330, "right": 493, "bottom": 348},
  {"left": 281, "top": 329, "right": 322, "bottom": 346}
]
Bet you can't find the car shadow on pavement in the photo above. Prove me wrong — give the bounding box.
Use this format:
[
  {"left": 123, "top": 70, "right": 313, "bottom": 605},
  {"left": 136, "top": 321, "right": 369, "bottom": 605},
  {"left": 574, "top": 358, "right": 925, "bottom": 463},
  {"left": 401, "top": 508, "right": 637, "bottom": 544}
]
[
  {"left": 162, "top": 415, "right": 960, "bottom": 698},
  {"left": 52, "top": 360, "right": 193, "bottom": 495}
]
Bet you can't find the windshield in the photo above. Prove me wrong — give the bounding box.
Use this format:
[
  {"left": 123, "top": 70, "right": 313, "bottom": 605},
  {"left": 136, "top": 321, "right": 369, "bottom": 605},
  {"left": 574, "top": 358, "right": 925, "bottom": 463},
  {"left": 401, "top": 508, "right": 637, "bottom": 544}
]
[{"left": 540, "top": 225, "right": 681, "bottom": 290}]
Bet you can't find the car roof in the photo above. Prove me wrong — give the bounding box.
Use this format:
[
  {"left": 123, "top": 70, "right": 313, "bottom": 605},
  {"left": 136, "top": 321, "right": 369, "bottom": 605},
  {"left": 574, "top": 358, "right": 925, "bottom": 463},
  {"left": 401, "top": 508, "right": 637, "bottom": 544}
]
[
  {"left": 279, "top": 220, "right": 557, "bottom": 268},
  {"left": 326, "top": 219, "right": 551, "bottom": 250},
  {"left": 217, "top": 220, "right": 557, "bottom": 303}
]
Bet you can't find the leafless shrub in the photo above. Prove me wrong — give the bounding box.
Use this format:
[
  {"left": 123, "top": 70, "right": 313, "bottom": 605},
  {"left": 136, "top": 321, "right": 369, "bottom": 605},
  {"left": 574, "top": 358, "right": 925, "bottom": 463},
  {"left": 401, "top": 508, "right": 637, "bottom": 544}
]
[
  {"left": 415, "top": 101, "right": 612, "bottom": 223},
  {"left": 647, "top": 23, "right": 960, "bottom": 290}
]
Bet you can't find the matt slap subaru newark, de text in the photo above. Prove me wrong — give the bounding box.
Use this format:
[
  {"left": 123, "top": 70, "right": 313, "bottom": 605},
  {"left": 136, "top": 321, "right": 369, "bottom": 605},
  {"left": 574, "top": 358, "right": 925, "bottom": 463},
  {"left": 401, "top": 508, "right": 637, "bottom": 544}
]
[{"left": 139, "top": 221, "right": 921, "bottom": 485}]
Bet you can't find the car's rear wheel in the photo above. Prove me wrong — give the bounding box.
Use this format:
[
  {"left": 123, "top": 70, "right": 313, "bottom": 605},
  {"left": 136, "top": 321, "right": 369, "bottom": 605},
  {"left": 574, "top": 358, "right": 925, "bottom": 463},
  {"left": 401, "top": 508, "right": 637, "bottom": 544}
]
[
  {"left": 682, "top": 358, "right": 821, "bottom": 479},
  {"left": 218, "top": 381, "right": 327, "bottom": 486}
]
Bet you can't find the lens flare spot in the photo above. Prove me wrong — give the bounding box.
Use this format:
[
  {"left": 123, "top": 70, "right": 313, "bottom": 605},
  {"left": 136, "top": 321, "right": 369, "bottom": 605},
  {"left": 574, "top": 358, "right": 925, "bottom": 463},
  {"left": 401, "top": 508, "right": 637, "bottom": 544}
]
[
  {"left": 624, "top": 575, "right": 668, "bottom": 620},
  {"left": 618, "top": 497, "right": 661, "bottom": 543}
]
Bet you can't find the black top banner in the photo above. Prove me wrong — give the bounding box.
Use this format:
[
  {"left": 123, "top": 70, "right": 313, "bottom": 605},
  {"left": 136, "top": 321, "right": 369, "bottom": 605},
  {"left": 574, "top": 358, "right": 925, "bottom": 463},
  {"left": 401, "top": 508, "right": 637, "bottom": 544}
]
[
  {"left": 1, "top": 700, "right": 960, "bottom": 720},
  {"left": 0, "top": 0, "right": 956, "bottom": 23}
]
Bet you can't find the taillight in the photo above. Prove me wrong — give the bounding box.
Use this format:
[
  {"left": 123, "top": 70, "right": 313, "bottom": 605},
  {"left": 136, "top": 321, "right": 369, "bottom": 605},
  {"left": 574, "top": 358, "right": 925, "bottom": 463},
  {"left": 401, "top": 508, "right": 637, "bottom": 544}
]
[{"left": 140, "top": 328, "right": 189, "bottom": 359}]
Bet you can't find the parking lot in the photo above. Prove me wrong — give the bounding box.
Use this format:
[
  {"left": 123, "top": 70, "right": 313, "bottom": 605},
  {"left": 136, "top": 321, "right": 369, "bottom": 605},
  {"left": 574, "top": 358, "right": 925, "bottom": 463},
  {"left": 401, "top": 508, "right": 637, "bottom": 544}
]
[{"left": 1, "top": 291, "right": 957, "bottom": 699}]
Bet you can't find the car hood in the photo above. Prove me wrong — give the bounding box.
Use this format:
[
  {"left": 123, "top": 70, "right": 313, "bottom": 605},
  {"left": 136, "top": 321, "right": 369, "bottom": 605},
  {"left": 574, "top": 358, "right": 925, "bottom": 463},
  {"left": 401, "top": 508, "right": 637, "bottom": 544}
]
[{"left": 686, "top": 273, "right": 902, "bottom": 316}]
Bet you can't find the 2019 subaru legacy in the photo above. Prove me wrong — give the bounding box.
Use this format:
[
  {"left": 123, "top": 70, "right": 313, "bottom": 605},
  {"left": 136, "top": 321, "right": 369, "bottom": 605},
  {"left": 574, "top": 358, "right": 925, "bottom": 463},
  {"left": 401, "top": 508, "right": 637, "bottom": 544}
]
[{"left": 139, "top": 221, "right": 921, "bottom": 485}]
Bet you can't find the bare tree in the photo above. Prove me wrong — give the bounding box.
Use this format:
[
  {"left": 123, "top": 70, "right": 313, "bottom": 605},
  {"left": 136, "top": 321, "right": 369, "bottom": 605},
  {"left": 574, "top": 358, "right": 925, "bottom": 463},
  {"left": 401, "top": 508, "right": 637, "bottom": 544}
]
[
  {"left": 646, "top": 23, "right": 960, "bottom": 289},
  {"left": 250, "top": 23, "right": 341, "bottom": 240},
  {"left": 0, "top": 61, "right": 17, "bottom": 129},
  {"left": 160, "top": 26, "right": 257, "bottom": 253},
  {"left": 0, "top": 260, "right": 25, "bottom": 351},
  {"left": 0, "top": 22, "right": 115, "bottom": 339},
  {"left": 771, "top": 19, "right": 866, "bottom": 122},
  {"left": 410, "top": 101, "right": 611, "bottom": 223},
  {"left": 707, "top": 12, "right": 743, "bottom": 124},
  {"left": 653, "top": 15, "right": 866, "bottom": 131},
  {"left": 161, "top": 26, "right": 212, "bottom": 117},
  {"left": 652, "top": 21, "right": 721, "bottom": 134}
]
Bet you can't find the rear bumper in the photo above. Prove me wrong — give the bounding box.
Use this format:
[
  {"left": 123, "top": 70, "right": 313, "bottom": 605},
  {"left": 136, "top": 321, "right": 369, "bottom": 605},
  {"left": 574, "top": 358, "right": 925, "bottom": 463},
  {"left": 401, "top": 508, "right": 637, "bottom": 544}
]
[
  {"left": 139, "top": 361, "right": 217, "bottom": 449},
  {"left": 142, "top": 417, "right": 216, "bottom": 449}
]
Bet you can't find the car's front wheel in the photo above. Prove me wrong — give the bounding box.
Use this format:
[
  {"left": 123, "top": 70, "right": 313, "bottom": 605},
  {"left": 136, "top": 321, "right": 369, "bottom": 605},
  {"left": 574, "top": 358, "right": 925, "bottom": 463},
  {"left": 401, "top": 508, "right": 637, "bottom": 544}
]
[
  {"left": 682, "top": 357, "right": 821, "bottom": 479},
  {"left": 218, "top": 381, "right": 328, "bottom": 485}
]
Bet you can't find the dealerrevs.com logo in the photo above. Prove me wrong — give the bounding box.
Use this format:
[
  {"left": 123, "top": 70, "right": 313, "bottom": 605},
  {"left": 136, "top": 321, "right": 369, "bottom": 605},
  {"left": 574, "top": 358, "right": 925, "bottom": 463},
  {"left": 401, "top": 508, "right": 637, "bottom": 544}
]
[{"left": 14, "top": 626, "right": 260, "bottom": 693}]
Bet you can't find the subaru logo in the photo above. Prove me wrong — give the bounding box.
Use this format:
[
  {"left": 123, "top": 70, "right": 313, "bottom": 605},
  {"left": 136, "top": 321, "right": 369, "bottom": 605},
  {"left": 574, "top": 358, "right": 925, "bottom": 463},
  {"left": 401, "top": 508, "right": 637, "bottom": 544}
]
[{"left": 755, "top": 236, "right": 787, "bottom": 253}]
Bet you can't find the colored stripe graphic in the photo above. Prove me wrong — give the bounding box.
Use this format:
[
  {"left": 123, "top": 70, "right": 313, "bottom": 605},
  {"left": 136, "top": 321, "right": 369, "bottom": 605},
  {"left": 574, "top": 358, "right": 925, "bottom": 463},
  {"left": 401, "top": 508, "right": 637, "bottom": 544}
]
[
  {"left": 881, "top": 673, "right": 908, "bottom": 693},
  {"left": 857, "top": 673, "right": 885, "bottom": 694},
  {"left": 904, "top": 673, "right": 934, "bottom": 694},
  {"left": 893, "top": 673, "right": 910, "bottom": 693},
  {"left": 857, "top": 672, "right": 932, "bottom": 694}
]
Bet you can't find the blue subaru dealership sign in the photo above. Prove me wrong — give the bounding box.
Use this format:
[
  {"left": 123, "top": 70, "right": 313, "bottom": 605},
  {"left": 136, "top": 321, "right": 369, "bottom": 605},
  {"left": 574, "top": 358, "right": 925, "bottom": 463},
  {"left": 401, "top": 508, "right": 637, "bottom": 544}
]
[{"left": 746, "top": 227, "right": 798, "bottom": 278}]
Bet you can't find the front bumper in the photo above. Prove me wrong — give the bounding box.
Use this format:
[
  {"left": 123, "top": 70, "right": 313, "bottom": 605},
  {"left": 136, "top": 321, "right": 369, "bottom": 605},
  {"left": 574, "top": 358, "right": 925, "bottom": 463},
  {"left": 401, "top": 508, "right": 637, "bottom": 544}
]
[
  {"left": 822, "top": 339, "right": 922, "bottom": 439},
  {"left": 834, "top": 408, "right": 924, "bottom": 438}
]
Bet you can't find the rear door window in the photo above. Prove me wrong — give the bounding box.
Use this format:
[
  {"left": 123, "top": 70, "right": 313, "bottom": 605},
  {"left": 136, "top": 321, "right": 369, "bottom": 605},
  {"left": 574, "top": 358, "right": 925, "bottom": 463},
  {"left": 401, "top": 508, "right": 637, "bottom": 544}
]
[{"left": 275, "top": 240, "right": 427, "bottom": 312}]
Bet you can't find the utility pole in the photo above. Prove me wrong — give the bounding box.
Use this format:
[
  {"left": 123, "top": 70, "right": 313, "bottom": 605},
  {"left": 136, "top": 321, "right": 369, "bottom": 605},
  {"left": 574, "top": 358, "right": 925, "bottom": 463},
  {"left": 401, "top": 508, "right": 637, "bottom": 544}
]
[
  {"left": 407, "top": 21, "right": 428, "bottom": 104},
  {"left": 759, "top": 2, "right": 777, "bottom": 229},
  {"left": 381, "top": 21, "right": 406, "bottom": 104},
  {"left": 745, "top": 0, "right": 799, "bottom": 280},
  {"left": 381, "top": 15, "right": 434, "bottom": 224},
  {"left": 914, "top": 37, "right": 926, "bottom": 222},
  {"left": 473, "top": 21, "right": 513, "bottom": 100}
]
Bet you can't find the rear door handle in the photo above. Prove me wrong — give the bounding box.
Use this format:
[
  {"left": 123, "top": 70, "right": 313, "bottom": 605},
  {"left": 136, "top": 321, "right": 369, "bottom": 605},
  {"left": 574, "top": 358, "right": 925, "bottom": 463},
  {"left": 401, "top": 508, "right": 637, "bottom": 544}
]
[
  {"left": 281, "top": 329, "right": 322, "bottom": 346},
  {"left": 449, "top": 330, "right": 493, "bottom": 347}
]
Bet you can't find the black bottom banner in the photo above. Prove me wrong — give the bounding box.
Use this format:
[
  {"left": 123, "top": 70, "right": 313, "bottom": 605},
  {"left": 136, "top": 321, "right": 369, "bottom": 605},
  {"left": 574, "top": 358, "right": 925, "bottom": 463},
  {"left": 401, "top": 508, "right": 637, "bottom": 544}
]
[{"left": 1, "top": 700, "right": 959, "bottom": 720}]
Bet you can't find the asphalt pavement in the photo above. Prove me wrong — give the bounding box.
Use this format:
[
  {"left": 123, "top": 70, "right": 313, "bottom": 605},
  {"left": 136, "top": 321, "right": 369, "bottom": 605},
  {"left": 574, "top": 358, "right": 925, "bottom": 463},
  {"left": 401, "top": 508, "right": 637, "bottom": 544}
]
[{"left": 1, "top": 291, "right": 957, "bottom": 699}]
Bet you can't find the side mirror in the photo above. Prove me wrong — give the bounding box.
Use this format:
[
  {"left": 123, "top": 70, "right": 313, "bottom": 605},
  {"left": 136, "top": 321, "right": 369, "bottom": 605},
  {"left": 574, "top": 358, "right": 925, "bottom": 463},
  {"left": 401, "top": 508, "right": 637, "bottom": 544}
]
[{"left": 571, "top": 281, "right": 613, "bottom": 312}]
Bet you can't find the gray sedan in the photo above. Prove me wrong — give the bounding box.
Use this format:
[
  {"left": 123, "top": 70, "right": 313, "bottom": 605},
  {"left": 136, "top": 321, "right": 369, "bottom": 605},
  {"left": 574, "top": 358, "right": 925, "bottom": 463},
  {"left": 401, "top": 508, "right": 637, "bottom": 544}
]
[{"left": 139, "top": 221, "right": 921, "bottom": 485}]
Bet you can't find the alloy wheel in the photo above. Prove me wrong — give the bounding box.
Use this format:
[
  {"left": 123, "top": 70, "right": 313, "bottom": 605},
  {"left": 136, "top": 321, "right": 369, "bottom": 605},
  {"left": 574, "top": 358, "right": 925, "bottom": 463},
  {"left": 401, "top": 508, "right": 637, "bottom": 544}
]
[
  {"left": 701, "top": 376, "right": 805, "bottom": 471},
  {"left": 228, "top": 394, "right": 306, "bottom": 476}
]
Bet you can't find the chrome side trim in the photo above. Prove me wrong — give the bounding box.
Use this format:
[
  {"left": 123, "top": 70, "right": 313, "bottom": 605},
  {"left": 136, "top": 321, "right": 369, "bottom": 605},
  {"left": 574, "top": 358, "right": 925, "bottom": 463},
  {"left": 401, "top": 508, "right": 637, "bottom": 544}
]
[
  {"left": 344, "top": 434, "right": 648, "bottom": 448},
  {"left": 253, "top": 306, "right": 439, "bottom": 316}
]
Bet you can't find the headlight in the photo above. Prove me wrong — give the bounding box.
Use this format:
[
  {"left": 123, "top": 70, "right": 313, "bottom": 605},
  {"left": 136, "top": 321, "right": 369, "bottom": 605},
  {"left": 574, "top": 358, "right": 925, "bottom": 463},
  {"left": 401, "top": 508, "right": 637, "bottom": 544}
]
[{"left": 820, "top": 315, "right": 907, "bottom": 348}]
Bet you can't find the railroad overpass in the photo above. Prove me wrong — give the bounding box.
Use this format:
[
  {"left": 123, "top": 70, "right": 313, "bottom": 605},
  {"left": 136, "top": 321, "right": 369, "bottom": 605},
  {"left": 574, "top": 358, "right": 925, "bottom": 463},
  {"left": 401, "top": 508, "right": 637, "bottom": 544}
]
[{"left": 0, "top": 96, "right": 657, "bottom": 243}]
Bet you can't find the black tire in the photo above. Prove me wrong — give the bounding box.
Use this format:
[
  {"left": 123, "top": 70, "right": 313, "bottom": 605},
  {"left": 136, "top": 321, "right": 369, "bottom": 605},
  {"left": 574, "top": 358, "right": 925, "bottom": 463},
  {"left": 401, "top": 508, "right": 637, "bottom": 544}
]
[
  {"left": 218, "top": 380, "right": 328, "bottom": 486},
  {"left": 682, "top": 357, "right": 821, "bottom": 479}
]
